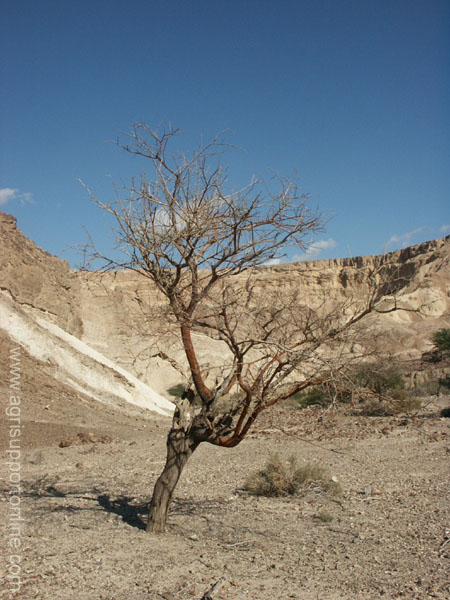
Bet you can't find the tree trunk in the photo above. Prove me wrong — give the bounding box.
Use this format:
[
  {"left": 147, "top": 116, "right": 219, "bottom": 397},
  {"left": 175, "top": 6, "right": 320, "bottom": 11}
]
[{"left": 146, "top": 427, "right": 198, "bottom": 533}]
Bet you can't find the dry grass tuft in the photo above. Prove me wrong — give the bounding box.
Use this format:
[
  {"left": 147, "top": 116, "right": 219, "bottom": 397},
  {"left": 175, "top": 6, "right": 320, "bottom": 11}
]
[
  {"left": 360, "top": 395, "right": 422, "bottom": 417},
  {"left": 314, "top": 509, "right": 334, "bottom": 523},
  {"left": 244, "top": 455, "right": 342, "bottom": 498}
]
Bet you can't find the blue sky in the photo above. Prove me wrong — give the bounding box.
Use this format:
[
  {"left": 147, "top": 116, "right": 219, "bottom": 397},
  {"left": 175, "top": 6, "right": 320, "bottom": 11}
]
[{"left": 1, "top": 0, "right": 449, "bottom": 267}]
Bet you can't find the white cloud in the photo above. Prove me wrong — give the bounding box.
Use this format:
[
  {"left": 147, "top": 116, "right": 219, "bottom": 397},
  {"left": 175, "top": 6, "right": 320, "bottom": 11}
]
[
  {"left": 0, "top": 188, "right": 18, "bottom": 206},
  {"left": 440, "top": 224, "right": 450, "bottom": 235},
  {"left": 385, "top": 227, "right": 424, "bottom": 250},
  {"left": 264, "top": 258, "right": 281, "bottom": 266},
  {"left": 0, "top": 187, "right": 32, "bottom": 206},
  {"left": 292, "top": 238, "right": 337, "bottom": 262}
]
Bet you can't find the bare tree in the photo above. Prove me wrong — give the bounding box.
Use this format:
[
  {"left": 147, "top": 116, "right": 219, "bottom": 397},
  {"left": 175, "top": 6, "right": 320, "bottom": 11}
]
[{"left": 83, "top": 122, "right": 406, "bottom": 533}]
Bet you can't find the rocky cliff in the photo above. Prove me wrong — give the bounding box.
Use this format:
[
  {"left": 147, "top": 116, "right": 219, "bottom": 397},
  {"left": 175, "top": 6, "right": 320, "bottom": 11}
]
[
  {"left": 1, "top": 211, "right": 449, "bottom": 400},
  {"left": 0, "top": 213, "right": 173, "bottom": 415},
  {"left": 0, "top": 212, "right": 83, "bottom": 337}
]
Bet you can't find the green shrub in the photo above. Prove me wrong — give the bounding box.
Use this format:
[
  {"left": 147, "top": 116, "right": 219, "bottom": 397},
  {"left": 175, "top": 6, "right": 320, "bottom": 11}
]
[
  {"left": 244, "top": 455, "right": 342, "bottom": 498},
  {"left": 166, "top": 383, "right": 203, "bottom": 405},
  {"left": 288, "top": 362, "right": 409, "bottom": 412},
  {"left": 353, "top": 362, "right": 405, "bottom": 397},
  {"left": 166, "top": 383, "right": 186, "bottom": 397},
  {"left": 422, "top": 329, "right": 450, "bottom": 392},
  {"left": 294, "top": 386, "right": 330, "bottom": 408},
  {"left": 439, "top": 374, "right": 450, "bottom": 391},
  {"left": 347, "top": 361, "right": 418, "bottom": 415},
  {"left": 432, "top": 329, "right": 450, "bottom": 354},
  {"left": 423, "top": 328, "right": 450, "bottom": 364}
]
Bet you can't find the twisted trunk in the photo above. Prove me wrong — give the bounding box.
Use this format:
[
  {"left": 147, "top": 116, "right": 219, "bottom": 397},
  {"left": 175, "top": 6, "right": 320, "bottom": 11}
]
[
  {"left": 146, "top": 385, "right": 238, "bottom": 533},
  {"left": 146, "top": 427, "right": 198, "bottom": 533}
]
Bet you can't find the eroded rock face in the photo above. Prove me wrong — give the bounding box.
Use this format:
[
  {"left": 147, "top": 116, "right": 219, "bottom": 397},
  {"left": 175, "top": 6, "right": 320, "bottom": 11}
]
[
  {"left": 0, "top": 213, "right": 173, "bottom": 415},
  {"left": 76, "top": 233, "right": 450, "bottom": 394},
  {"left": 0, "top": 212, "right": 83, "bottom": 337},
  {"left": 1, "top": 210, "right": 449, "bottom": 395}
]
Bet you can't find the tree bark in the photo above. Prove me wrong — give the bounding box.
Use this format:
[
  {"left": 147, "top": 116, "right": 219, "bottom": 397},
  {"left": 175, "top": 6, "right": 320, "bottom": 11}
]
[{"left": 146, "top": 427, "right": 198, "bottom": 533}]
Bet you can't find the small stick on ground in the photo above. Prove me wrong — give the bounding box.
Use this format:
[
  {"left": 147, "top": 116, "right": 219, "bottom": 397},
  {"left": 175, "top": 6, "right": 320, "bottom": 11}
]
[{"left": 201, "top": 578, "right": 225, "bottom": 600}]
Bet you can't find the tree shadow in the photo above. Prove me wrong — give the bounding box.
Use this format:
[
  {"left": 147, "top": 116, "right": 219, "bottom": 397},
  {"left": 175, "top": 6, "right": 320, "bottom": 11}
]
[
  {"left": 15, "top": 478, "right": 235, "bottom": 534},
  {"left": 16, "top": 478, "right": 148, "bottom": 530},
  {"left": 97, "top": 494, "right": 147, "bottom": 530},
  {"left": 17, "top": 476, "right": 70, "bottom": 499}
]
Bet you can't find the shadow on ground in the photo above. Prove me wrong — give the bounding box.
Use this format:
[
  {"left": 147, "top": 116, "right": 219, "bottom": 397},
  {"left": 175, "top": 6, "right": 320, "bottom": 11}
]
[{"left": 97, "top": 494, "right": 147, "bottom": 530}]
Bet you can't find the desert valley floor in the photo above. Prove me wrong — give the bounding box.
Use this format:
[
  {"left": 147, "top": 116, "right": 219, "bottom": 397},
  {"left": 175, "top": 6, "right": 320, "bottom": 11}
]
[{"left": 1, "top": 373, "right": 449, "bottom": 600}]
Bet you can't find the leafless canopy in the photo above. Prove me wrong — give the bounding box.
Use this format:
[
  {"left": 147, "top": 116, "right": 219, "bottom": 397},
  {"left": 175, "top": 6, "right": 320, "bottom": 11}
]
[
  {"left": 84, "top": 122, "right": 412, "bottom": 532},
  {"left": 87, "top": 122, "right": 320, "bottom": 274},
  {"left": 83, "top": 123, "right": 409, "bottom": 447},
  {"left": 84, "top": 125, "right": 321, "bottom": 411}
]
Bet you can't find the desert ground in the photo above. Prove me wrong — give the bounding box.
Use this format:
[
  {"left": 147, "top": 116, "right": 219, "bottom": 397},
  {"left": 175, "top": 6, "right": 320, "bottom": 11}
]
[{"left": 1, "top": 339, "right": 449, "bottom": 600}]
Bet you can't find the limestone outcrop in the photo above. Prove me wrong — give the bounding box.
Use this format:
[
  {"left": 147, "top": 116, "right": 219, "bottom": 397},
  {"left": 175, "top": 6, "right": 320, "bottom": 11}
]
[
  {"left": 1, "top": 211, "right": 449, "bottom": 401},
  {"left": 77, "top": 236, "right": 450, "bottom": 392},
  {"left": 0, "top": 212, "right": 82, "bottom": 337},
  {"left": 0, "top": 213, "right": 172, "bottom": 415}
]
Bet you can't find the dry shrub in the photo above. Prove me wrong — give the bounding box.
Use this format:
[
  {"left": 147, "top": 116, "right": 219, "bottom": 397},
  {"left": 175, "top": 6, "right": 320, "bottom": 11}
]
[
  {"left": 411, "top": 379, "right": 441, "bottom": 397},
  {"left": 244, "top": 455, "right": 342, "bottom": 498},
  {"left": 314, "top": 509, "right": 334, "bottom": 523},
  {"left": 391, "top": 395, "right": 422, "bottom": 415},
  {"left": 360, "top": 395, "right": 422, "bottom": 417}
]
